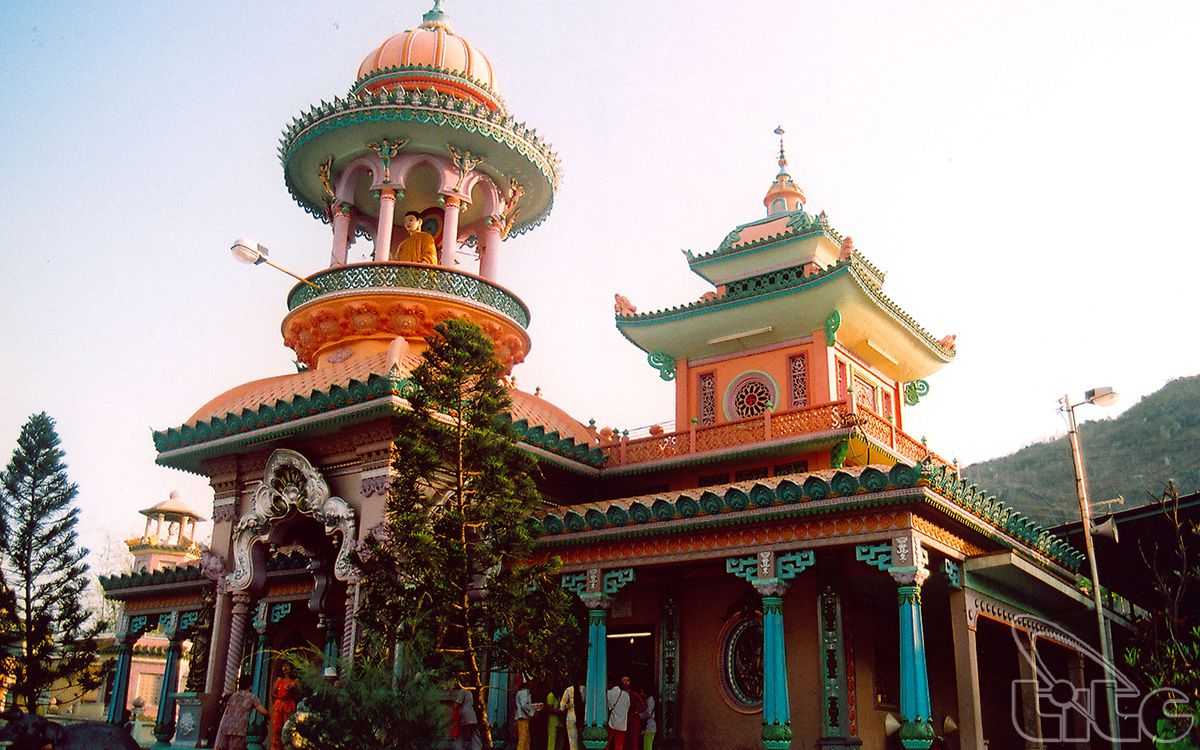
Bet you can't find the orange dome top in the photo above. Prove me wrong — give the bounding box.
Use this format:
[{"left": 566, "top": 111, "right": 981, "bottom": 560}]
[
  {"left": 355, "top": 2, "right": 501, "bottom": 111},
  {"left": 763, "top": 126, "right": 806, "bottom": 216}
]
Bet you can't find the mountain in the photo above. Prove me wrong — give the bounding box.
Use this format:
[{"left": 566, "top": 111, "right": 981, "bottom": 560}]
[{"left": 962, "top": 375, "right": 1200, "bottom": 525}]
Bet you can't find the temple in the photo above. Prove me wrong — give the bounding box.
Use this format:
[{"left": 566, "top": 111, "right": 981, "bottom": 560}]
[{"left": 101, "top": 5, "right": 1140, "bottom": 750}]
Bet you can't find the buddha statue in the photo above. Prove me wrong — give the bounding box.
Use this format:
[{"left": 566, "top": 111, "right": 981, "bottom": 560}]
[{"left": 391, "top": 211, "right": 438, "bottom": 265}]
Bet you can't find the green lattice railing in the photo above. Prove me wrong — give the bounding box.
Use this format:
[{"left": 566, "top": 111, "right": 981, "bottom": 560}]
[{"left": 287, "top": 262, "right": 530, "bottom": 328}]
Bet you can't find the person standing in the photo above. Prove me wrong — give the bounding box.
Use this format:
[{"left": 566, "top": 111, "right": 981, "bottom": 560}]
[
  {"left": 626, "top": 685, "right": 645, "bottom": 750},
  {"left": 559, "top": 680, "right": 585, "bottom": 750},
  {"left": 514, "top": 678, "right": 535, "bottom": 750},
  {"left": 639, "top": 689, "right": 656, "bottom": 750},
  {"left": 545, "top": 688, "right": 563, "bottom": 750},
  {"left": 453, "top": 687, "right": 481, "bottom": 750},
  {"left": 268, "top": 664, "right": 300, "bottom": 750},
  {"left": 214, "top": 675, "right": 269, "bottom": 750},
  {"left": 605, "top": 676, "right": 631, "bottom": 750}
]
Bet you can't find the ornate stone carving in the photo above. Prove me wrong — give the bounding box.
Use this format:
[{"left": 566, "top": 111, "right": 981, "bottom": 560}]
[
  {"left": 367, "top": 137, "right": 409, "bottom": 182},
  {"left": 212, "top": 502, "right": 238, "bottom": 524},
  {"left": 447, "top": 143, "right": 483, "bottom": 192},
  {"left": 226, "top": 449, "right": 358, "bottom": 593},
  {"left": 361, "top": 475, "right": 389, "bottom": 497},
  {"left": 499, "top": 178, "right": 525, "bottom": 238}
]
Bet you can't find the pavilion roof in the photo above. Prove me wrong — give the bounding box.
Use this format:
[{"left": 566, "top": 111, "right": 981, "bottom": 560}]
[{"left": 535, "top": 460, "right": 1083, "bottom": 575}]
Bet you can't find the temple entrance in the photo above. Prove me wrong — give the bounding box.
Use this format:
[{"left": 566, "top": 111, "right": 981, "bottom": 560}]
[{"left": 607, "top": 627, "right": 656, "bottom": 696}]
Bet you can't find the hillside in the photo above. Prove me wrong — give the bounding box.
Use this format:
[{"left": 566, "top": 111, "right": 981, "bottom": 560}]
[{"left": 962, "top": 375, "right": 1200, "bottom": 525}]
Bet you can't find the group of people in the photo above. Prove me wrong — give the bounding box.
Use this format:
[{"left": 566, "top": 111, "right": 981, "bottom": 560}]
[
  {"left": 213, "top": 665, "right": 300, "bottom": 750},
  {"left": 451, "top": 674, "right": 656, "bottom": 750}
]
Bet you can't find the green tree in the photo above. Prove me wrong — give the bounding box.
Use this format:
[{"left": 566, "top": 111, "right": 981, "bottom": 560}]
[
  {"left": 0, "top": 413, "right": 105, "bottom": 710},
  {"left": 1123, "top": 481, "right": 1200, "bottom": 747},
  {"left": 356, "top": 320, "right": 580, "bottom": 750},
  {"left": 282, "top": 646, "right": 445, "bottom": 750}
]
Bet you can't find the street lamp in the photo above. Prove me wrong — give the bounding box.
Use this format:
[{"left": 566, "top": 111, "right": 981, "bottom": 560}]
[
  {"left": 1059, "top": 387, "right": 1120, "bottom": 747},
  {"left": 230, "top": 238, "right": 318, "bottom": 288}
]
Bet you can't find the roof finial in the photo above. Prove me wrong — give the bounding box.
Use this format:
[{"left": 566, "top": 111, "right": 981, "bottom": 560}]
[
  {"left": 774, "top": 125, "right": 788, "bottom": 175},
  {"left": 422, "top": 0, "right": 450, "bottom": 28}
]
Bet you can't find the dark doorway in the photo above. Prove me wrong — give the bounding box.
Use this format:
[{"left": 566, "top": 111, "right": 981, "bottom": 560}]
[{"left": 607, "top": 628, "right": 656, "bottom": 694}]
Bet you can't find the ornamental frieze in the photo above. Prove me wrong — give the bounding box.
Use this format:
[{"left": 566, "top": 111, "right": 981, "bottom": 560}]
[{"left": 548, "top": 510, "right": 908, "bottom": 569}]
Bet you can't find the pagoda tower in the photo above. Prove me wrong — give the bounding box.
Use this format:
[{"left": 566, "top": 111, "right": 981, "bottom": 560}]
[
  {"left": 609, "top": 128, "right": 958, "bottom": 478},
  {"left": 127, "top": 491, "right": 205, "bottom": 573}
]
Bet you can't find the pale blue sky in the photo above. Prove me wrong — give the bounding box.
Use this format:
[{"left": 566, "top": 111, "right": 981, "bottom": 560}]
[{"left": 2, "top": 1, "right": 1198, "bottom": 557}]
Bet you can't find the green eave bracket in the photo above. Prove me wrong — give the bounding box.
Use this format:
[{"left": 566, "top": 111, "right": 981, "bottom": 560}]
[{"left": 648, "top": 351, "right": 676, "bottom": 381}]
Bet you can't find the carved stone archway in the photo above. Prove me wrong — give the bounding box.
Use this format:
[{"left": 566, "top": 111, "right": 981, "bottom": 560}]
[{"left": 226, "top": 448, "right": 357, "bottom": 593}]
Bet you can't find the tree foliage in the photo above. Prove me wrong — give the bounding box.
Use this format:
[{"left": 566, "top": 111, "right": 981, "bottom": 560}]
[
  {"left": 0, "top": 413, "right": 105, "bottom": 710},
  {"left": 355, "top": 320, "right": 580, "bottom": 749},
  {"left": 282, "top": 647, "right": 445, "bottom": 750},
  {"left": 1123, "top": 481, "right": 1200, "bottom": 746}
]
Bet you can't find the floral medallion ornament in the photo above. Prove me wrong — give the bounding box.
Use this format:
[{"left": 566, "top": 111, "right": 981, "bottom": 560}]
[
  {"left": 724, "top": 372, "right": 777, "bottom": 420},
  {"left": 721, "top": 615, "right": 764, "bottom": 709}
]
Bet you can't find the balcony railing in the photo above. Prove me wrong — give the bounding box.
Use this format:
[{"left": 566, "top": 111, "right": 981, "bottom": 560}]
[
  {"left": 287, "top": 262, "right": 531, "bottom": 328},
  {"left": 602, "top": 401, "right": 849, "bottom": 467},
  {"left": 600, "top": 400, "right": 947, "bottom": 469}
]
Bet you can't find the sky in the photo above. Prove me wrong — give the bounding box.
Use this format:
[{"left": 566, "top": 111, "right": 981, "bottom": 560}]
[{"left": 1, "top": 0, "right": 1199, "bottom": 562}]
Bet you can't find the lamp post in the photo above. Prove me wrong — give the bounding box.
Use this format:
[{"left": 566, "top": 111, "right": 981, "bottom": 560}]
[
  {"left": 1059, "top": 386, "right": 1120, "bottom": 747},
  {"left": 230, "top": 238, "right": 318, "bottom": 288}
]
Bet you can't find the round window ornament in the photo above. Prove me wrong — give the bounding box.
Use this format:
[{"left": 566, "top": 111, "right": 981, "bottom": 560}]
[
  {"left": 717, "top": 613, "right": 764, "bottom": 712},
  {"left": 724, "top": 372, "right": 779, "bottom": 421}
]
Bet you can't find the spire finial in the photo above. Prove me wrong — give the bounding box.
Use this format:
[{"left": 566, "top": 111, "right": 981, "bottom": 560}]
[
  {"left": 422, "top": 0, "right": 450, "bottom": 28},
  {"left": 773, "top": 125, "right": 788, "bottom": 174}
]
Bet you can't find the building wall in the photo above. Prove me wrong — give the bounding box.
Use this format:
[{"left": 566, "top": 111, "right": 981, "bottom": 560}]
[{"left": 671, "top": 570, "right": 821, "bottom": 750}]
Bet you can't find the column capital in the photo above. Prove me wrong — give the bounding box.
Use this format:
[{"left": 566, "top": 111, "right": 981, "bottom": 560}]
[
  {"left": 726, "top": 549, "right": 814, "bottom": 595},
  {"left": 854, "top": 535, "right": 930, "bottom": 586},
  {"left": 441, "top": 194, "right": 463, "bottom": 208},
  {"left": 231, "top": 590, "right": 252, "bottom": 610}
]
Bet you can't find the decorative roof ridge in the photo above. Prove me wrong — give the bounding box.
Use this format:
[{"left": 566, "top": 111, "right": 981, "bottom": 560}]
[
  {"left": 845, "top": 262, "right": 955, "bottom": 359},
  {"left": 534, "top": 460, "right": 1083, "bottom": 573},
  {"left": 99, "top": 562, "right": 204, "bottom": 592},
  {"left": 617, "top": 258, "right": 851, "bottom": 322},
  {"left": 351, "top": 63, "right": 504, "bottom": 100},
  {"left": 502, "top": 414, "right": 607, "bottom": 468},
  {"left": 687, "top": 208, "right": 843, "bottom": 265},
  {"left": 153, "top": 372, "right": 407, "bottom": 454}
]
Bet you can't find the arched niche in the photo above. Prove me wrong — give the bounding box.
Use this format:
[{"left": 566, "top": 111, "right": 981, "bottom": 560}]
[{"left": 226, "top": 449, "right": 357, "bottom": 596}]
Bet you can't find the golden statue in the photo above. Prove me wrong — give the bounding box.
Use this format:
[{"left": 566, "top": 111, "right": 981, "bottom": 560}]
[{"left": 391, "top": 211, "right": 438, "bottom": 265}]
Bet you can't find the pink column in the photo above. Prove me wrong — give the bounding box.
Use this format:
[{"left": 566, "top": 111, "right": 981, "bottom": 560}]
[
  {"left": 478, "top": 220, "right": 502, "bottom": 280},
  {"left": 374, "top": 188, "right": 396, "bottom": 262},
  {"left": 330, "top": 203, "right": 353, "bottom": 266},
  {"left": 439, "top": 196, "right": 461, "bottom": 266}
]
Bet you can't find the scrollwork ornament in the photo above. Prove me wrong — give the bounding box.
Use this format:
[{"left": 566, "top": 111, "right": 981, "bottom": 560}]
[{"left": 226, "top": 449, "right": 358, "bottom": 592}]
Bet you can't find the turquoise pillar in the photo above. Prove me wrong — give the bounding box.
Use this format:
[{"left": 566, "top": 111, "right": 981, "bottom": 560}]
[
  {"left": 246, "top": 602, "right": 271, "bottom": 750},
  {"left": 761, "top": 595, "right": 792, "bottom": 750},
  {"left": 855, "top": 540, "right": 934, "bottom": 750},
  {"left": 106, "top": 614, "right": 148, "bottom": 725},
  {"left": 105, "top": 641, "right": 134, "bottom": 725},
  {"left": 151, "top": 613, "right": 184, "bottom": 748},
  {"left": 486, "top": 665, "right": 509, "bottom": 749},
  {"left": 321, "top": 613, "right": 340, "bottom": 678},
  {"left": 896, "top": 585, "right": 933, "bottom": 749},
  {"left": 582, "top": 607, "right": 610, "bottom": 750},
  {"left": 726, "top": 549, "right": 815, "bottom": 750},
  {"left": 561, "top": 568, "right": 636, "bottom": 750}
]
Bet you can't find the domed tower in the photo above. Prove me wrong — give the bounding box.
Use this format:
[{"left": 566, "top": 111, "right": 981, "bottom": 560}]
[
  {"left": 763, "top": 126, "right": 805, "bottom": 217},
  {"left": 278, "top": 0, "right": 559, "bottom": 371}
]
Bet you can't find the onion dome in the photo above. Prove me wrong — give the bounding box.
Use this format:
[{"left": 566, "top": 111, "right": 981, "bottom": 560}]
[
  {"left": 355, "top": 0, "right": 501, "bottom": 112},
  {"left": 763, "top": 126, "right": 806, "bottom": 216}
]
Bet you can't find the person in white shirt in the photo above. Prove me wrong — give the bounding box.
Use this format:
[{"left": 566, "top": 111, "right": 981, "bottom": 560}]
[
  {"left": 453, "top": 687, "right": 481, "bottom": 750},
  {"left": 560, "top": 682, "right": 585, "bottom": 750},
  {"left": 514, "top": 681, "right": 536, "bottom": 750},
  {"left": 606, "top": 675, "right": 631, "bottom": 750}
]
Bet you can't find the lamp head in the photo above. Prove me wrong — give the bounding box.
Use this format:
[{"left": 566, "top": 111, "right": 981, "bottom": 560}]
[
  {"left": 231, "top": 238, "right": 268, "bottom": 265},
  {"left": 1085, "top": 387, "right": 1119, "bottom": 408}
]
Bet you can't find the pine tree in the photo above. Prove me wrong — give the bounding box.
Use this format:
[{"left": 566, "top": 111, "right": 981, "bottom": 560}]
[
  {"left": 0, "top": 413, "right": 105, "bottom": 710},
  {"left": 356, "top": 320, "right": 581, "bottom": 750}
]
